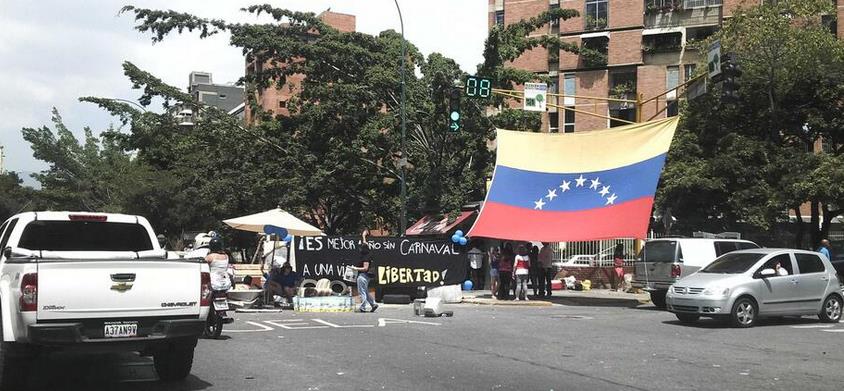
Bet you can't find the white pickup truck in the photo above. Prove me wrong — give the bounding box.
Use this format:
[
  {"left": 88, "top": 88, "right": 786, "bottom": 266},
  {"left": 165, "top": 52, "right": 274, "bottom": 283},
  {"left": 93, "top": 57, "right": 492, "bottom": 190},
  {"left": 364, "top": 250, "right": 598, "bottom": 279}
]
[{"left": 0, "top": 211, "right": 210, "bottom": 387}]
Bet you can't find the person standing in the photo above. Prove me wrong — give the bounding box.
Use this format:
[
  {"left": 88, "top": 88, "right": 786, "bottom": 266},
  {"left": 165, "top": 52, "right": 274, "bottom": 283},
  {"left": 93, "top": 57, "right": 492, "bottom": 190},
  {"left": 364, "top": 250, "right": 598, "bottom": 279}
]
[
  {"left": 467, "top": 243, "right": 484, "bottom": 290},
  {"left": 497, "top": 243, "right": 514, "bottom": 300},
  {"left": 488, "top": 246, "right": 500, "bottom": 298},
  {"left": 513, "top": 244, "right": 531, "bottom": 301},
  {"left": 354, "top": 230, "right": 378, "bottom": 313},
  {"left": 529, "top": 244, "right": 540, "bottom": 297},
  {"left": 538, "top": 242, "right": 554, "bottom": 297},
  {"left": 818, "top": 239, "right": 832, "bottom": 260},
  {"left": 613, "top": 242, "right": 625, "bottom": 292}
]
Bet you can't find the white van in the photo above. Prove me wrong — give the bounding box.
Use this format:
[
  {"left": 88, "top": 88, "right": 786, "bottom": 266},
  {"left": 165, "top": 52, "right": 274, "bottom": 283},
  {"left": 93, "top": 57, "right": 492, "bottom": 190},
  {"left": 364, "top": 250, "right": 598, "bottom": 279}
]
[{"left": 632, "top": 238, "right": 760, "bottom": 308}]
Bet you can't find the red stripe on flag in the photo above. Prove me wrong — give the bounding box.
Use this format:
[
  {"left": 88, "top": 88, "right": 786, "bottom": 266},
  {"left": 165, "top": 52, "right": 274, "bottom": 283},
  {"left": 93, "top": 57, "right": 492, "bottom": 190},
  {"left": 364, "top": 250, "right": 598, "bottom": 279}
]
[{"left": 468, "top": 198, "right": 654, "bottom": 242}]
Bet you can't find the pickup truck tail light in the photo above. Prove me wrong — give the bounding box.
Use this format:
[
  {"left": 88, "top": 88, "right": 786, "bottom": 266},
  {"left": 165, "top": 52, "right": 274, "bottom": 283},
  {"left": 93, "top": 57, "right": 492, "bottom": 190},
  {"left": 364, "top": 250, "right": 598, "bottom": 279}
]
[
  {"left": 200, "top": 272, "right": 211, "bottom": 306},
  {"left": 671, "top": 264, "right": 682, "bottom": 278},
  {"left": 20, "top": 273, "right": 38, "bottom": 312}
]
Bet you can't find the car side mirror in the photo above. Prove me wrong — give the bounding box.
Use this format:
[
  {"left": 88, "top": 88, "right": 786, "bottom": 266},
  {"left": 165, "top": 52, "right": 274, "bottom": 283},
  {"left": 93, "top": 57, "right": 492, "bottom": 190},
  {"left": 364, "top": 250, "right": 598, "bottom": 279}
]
[
  {"left": 759, "top": 268, "right": 775, "bottom": 278},
  {"left": 2, "top": 247, "right": 9, "bottom": 259}
]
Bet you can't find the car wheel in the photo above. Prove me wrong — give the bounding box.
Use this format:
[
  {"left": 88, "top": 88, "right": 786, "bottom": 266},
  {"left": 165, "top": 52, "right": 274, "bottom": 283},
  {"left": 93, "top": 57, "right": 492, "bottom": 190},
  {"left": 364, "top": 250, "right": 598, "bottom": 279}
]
[
  {"left": 154, "top": 338, "right": 197, "bottom": 382},
  {"left": 675, "top": 313, "right": 700, "bottom": 324},
  {"left": 819, "top": 294, "right": 842, "bottom": 323},
  {"left": 730, "top": 297, "right": 757, "bottom": 328},
  {"left": 650, "top": 290, "right": 667, "bottom": 309}
]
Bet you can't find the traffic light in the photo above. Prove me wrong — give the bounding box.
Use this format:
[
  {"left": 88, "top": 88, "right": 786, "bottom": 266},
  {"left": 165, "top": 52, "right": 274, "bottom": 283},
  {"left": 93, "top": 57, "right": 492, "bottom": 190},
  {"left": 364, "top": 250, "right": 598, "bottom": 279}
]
[
  {"left": 720, "top": 52, "right": 742, "bottom": 102},
  {"left": 448, "top": 87, "right": 461, "bottom": 132}
]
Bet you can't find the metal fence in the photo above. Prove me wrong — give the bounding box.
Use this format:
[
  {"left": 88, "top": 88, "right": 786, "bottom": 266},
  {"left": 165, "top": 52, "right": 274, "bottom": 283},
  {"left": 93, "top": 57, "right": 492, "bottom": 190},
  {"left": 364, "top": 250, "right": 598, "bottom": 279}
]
[{"left": 550, "top": 238, "right": 640, "bottom": 267}]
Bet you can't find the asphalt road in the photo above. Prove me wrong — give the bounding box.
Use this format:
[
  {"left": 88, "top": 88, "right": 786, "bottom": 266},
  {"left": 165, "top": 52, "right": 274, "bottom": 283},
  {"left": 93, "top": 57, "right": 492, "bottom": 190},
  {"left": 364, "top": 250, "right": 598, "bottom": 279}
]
[{"left": 17, "top": 301, "right": 844, "bottom": 391}]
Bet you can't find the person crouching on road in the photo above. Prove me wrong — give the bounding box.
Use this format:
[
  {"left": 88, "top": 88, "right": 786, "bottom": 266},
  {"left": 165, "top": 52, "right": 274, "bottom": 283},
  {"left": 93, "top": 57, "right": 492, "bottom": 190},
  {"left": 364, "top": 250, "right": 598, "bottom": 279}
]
[
  {"left": 513, "top": 244, "right": 531, "bottom": 301},
  {"left": 354, "top": 230, "right": 379, "bottom": 313}
]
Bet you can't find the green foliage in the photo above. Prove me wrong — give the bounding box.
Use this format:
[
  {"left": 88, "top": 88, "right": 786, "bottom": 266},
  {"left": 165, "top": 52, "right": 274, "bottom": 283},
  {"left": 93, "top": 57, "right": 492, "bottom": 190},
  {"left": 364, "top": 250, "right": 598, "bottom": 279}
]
[
  {"left": 660, "top": 0, "right": 844, "bottom": 246},
  {"left": 0, "top": 172, "right": 36, "bottom": 222}
]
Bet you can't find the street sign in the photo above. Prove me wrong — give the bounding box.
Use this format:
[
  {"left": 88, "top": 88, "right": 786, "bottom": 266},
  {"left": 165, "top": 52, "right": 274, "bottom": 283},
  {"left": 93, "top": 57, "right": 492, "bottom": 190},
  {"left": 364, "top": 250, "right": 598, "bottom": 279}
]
[
  {"left": 465, "top": 76, "right": 492, "bottom": 98},
  {"left": 707, "top": 40, "right": 721, "bottom": 80},
  {"left": 523, "top": 82, "right": 547, "bottom": 112}
]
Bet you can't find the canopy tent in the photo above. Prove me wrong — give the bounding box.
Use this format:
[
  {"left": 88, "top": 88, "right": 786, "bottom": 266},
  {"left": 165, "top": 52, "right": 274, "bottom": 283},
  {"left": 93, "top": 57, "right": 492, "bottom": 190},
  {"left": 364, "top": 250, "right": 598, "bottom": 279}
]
[{"left": 223, "top": 208, "right": 324, "bottom": 236}]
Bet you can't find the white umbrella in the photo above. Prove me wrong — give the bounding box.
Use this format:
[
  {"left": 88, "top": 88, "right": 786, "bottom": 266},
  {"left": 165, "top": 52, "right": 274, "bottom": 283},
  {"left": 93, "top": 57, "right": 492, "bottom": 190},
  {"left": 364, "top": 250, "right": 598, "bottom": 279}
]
[{"left": 223, "top": 208, "right": 324, "bottom": 236}]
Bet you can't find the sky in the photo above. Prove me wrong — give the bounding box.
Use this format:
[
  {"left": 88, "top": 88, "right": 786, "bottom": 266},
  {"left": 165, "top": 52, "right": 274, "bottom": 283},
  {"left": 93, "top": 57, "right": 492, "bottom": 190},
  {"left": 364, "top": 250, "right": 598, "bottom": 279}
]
[{"left": 0, "top": 0, "right": 489, "bottom": 186}]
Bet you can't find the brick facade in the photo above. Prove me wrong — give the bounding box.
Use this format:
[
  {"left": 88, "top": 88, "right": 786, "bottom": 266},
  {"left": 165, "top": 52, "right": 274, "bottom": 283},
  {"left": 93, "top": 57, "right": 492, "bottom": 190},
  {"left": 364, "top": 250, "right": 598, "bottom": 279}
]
[
  {"left": 245, "top": 11, "right": 356, "bottom": 124},
  {"left": 490, "top": 0, "right": 843, "bottom": 133}
]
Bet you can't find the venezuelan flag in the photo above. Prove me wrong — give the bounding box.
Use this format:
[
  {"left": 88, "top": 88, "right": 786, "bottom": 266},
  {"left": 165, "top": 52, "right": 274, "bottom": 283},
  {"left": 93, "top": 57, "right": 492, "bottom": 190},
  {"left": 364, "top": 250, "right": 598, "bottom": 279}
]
[{"left": 468, "top": 117, "right": 678, "bottom": 242}]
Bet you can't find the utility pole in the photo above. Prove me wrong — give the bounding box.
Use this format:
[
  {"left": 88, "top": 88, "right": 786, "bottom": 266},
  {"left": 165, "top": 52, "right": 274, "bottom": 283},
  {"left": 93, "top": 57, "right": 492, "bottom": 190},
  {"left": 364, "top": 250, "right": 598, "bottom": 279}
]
[
  {"left": 394, "top": 0, "right": 408, "bottom": 237},
  {"left": 0, "top": 145, "right": 5, "bottom": 174}
]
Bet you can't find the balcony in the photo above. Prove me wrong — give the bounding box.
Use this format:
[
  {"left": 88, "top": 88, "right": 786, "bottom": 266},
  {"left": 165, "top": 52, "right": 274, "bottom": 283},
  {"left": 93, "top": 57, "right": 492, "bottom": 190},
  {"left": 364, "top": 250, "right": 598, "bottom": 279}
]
[{"left": 644, "top": 3, "right": 720, "bottom": 29}]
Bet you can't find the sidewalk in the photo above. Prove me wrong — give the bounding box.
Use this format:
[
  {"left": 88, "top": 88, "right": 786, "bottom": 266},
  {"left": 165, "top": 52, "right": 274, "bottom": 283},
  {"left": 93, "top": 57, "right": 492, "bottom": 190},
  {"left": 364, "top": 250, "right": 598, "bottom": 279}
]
[{"left": 462, "top": 289, "right": 651, "bottom": 308}]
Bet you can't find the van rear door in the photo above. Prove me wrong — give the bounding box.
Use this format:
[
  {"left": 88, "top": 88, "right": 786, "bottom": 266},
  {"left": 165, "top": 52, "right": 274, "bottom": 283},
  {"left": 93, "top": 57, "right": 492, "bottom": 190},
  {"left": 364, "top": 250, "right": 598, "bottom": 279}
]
[{"left": 634, "top": 240, "right": 679, "bottom": 286}]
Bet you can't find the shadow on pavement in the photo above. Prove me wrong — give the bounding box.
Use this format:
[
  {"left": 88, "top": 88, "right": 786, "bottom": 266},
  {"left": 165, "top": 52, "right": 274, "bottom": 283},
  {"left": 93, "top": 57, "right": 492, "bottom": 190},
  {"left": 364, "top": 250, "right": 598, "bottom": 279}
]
[
  {"left": 662, "top": 315, "right": 823, "bottom": 329},
  {"left": 472, "top": 292, "right": 647, "bottom": 308},
  {"left": 21, "top": 352, "right": 213, "bottom": 391}
]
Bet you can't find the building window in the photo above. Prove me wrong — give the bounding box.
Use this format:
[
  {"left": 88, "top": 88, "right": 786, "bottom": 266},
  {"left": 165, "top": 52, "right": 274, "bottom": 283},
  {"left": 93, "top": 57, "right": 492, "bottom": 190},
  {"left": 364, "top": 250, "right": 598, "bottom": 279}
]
[
  {"left": 642, "top": 33, "right": 682, "bottom": 54},
  {"left": 609, "top": 69, "right": 637, "bottom": 127},
  {"left": 666, "top": 66, "right": 679, "bottom": 117},
  {"left": 581, "top": 37, "right": 608, "bottom": 68},
  {"left": 684, "top": 64, "right": 697, "bottom": 82},
  {"left": 683, "top": 0, "right": 721, "bottom": 9},
  {"left": 563, "top": 73, "right": 576, "bottom": 106},
  {"left": 549, "top": 112, "right": 560, "bottom": 133},
  {"left": 563, "top": 108, "right": 575, "bottom": 133},
  {"left": 549, "top": 3, "right": 560, "bottom": 34},
  {"left": 495, "top": 10, "right": 505, "bottom": 27},
  {"left": 585, "top": 0, "right": 608, "bottom": 30}
]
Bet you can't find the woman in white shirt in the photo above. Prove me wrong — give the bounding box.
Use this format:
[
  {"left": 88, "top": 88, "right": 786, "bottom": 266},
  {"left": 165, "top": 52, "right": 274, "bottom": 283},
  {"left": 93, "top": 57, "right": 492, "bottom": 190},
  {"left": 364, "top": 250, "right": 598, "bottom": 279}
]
[{"left": 513, "top": 244, "right": 531, "bottom": 301}]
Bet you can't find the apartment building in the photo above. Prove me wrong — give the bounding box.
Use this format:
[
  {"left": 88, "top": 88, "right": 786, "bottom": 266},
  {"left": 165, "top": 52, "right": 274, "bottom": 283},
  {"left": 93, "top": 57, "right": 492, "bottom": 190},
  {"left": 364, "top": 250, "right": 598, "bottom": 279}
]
[
  {"left": 245, "top": 10, "right": 356, "bottom": 125},
  {"left": 489, "top": 0, "right": 844, "bottom": 133}
]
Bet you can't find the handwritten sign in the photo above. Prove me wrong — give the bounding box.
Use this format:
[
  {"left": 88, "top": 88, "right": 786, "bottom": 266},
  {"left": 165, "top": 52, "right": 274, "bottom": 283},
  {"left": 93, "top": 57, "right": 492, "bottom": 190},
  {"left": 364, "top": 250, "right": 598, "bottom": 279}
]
[{"left": 295, "top": 236, "right": 467, "bottom": 287}]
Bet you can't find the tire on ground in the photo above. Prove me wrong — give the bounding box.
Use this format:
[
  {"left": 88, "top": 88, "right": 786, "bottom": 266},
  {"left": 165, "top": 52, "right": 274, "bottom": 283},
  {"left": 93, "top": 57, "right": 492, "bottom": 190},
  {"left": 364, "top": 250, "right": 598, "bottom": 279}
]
[
  {"left": 730, "top": 296, "right": 757, "bottom": 328},
  {"left": 819, "top": 294, "right": 843, "bottom": 323},
  {"left": 650, "top": 290, "right": 667, "bottom": 309},
  {"left": 154, "top": 338, "right": 197, "bottom": 382}
]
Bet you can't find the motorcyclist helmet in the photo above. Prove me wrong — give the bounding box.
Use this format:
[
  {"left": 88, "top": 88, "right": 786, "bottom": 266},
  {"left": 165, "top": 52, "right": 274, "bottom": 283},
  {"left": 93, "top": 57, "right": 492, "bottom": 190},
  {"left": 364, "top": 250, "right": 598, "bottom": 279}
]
[{"left": 209, "top": 237, "right": 224, "bottom": 253}]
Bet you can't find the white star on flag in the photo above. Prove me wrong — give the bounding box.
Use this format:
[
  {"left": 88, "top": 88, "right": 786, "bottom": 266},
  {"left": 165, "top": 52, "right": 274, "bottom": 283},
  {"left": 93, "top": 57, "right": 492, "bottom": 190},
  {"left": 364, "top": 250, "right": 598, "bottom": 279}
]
[
  {"left": 546, "top": 189, "right": 557, "bottom": 200},
  {"left": 534, "top": 198, "right": 546, "bottom": 210},
  {"left": 606, "top": 194, "right": 618, "bottom": 205},
  {"left": 575, "top": 175, "right": 586, "bottom": 187},
  {"left": 599, "top": 186, "right": 610, "bottom": 197},
  {"left": 590, "top": 178, "right": 601, "bottom": 190},
  {"left": 559, "top": 180, "right": 571, "bottom": 192}
]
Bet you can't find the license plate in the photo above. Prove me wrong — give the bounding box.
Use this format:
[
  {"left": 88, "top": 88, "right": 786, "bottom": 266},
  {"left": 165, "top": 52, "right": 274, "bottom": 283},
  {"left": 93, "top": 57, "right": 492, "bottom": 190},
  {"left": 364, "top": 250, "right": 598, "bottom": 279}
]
[
  {"left": 213, "top": 299, "right": 229, "bottom": 311},
  {"left": 104, "top": 321, "right": 138, "bottom": 338}
]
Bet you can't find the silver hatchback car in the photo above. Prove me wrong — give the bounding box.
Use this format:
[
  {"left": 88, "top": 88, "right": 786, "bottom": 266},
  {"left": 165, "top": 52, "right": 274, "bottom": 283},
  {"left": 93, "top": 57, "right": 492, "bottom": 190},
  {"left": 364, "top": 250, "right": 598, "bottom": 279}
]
[{"left": 666, "top": 248, "right": 843, "bottom": 327}]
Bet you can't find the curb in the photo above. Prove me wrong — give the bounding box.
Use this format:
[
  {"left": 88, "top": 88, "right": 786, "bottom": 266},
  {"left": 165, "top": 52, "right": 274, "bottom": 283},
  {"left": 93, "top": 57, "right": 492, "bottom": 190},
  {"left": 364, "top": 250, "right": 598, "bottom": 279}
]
[{"left": 461, "top": 297, "right": 553, "bottom": 307}]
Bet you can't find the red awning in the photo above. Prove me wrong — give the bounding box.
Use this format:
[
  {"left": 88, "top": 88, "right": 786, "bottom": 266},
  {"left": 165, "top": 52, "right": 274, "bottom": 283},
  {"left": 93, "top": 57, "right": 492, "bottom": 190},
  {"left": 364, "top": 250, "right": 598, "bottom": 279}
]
[{"left": 405, "top": 211, "right": 476, "bottom": 236}]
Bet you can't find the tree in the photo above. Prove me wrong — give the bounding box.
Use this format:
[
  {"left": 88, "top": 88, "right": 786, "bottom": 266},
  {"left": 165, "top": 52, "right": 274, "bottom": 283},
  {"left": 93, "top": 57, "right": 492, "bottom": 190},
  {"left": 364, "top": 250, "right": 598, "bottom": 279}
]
[
  {"left": 658, "top": 0, "right": 844, "bottom": 247},
  {"left": 106, "top": 4, "right": 581, "bottom": 235},
  {"left": 0, "top": 172, "right": 36, "bottom": 223}
]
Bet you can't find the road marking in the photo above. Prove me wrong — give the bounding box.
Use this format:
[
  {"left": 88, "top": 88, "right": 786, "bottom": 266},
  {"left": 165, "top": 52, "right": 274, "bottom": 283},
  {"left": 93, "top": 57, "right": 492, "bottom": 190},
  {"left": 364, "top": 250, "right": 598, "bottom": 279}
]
[
  {"left": 264, "top": 320, "right": 328, "bottom": 330},
  {"left": 224, "top": 321, "right": 274, "bottom": 333},
  {"left": 790, "top": 324, "right": 835, "bottom": 329},
  {"left": 377, "top": 318, "right": 441, "bottom": 327},
  {"left": 313, "top": 319, "right": 374, "bottom": 328},
  {"left": 821, "top": 329, "right": 844, "bottom": 333}
]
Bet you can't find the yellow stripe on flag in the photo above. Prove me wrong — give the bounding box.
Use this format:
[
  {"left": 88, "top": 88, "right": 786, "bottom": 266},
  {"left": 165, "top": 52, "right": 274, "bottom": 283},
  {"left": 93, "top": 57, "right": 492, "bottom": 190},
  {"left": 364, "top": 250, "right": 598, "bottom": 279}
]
[{"left": 495, "top": 117, "right": 679, "bottom": 173}]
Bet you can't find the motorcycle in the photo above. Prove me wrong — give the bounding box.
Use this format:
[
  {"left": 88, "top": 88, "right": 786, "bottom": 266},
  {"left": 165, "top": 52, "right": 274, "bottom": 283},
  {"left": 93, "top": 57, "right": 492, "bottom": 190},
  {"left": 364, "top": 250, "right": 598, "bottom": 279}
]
[{"left": 204, "top": 290, "right": 234, "bottom": 338}]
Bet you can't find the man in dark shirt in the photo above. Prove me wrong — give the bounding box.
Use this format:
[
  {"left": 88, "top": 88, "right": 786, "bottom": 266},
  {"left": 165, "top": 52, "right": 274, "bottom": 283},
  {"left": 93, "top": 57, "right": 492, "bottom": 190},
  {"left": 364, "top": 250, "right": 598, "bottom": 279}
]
[{"left": 267, "top": 262, "right": 300, "bottom": 303}]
